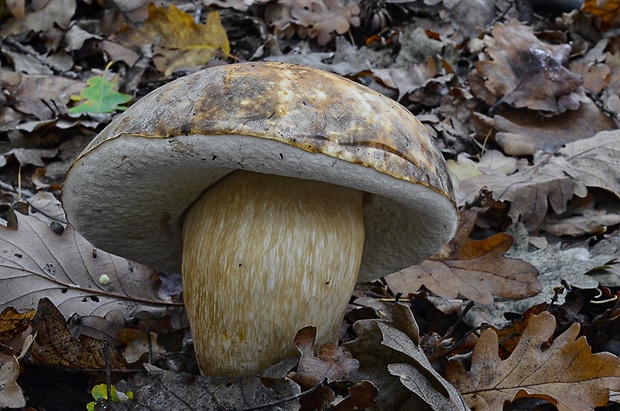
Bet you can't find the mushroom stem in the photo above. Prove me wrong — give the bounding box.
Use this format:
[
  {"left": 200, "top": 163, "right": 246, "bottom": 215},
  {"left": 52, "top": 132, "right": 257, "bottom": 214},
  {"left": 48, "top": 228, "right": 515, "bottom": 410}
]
[{"left": 182, "top": 170, "right": 365, "bottom": 376}]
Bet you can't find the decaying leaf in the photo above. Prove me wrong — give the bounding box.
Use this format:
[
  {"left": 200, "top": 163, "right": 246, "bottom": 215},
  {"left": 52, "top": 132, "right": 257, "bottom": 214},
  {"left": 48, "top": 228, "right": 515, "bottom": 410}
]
[
  {"left": 540, "top": 191, "right": 620, "bottom": 237},
  {"left": 474, "top": 19, "right": 583, "bottom": 114},
  {"left": 118, "top": 328, "right": 165, "bottom": 364},
  {"left": 450, "top": 149, "right": 587, "bottom": 231},
  {"left": 0, "top": 306, "right": 35, "bottom": 341},
  {"left": 115, "top": 5, "right": 230, "bottom": 76},
  {"left": 0, "top": 0, "right": 76, "bottom": 36},
  {"left": 491, "top": 99, "right": 615, "bottom": 156},
  {"left": 288, "top": 327, "right": 378, "bottom": 410},
  {"left": 385, "top": 210, "right": 541, "bottom": 304},
  {"left": 451, "top": 131, "right": 620, "bottom": 234},
  {"left": 559, "top": 129, "right": 620, "bottom": 200},
  {"left": 0, "top": 335, "right": 34, "bottom": 409},
  {"left": 291, "top": 326, "right": 359, "bottom": 390},
  {"left": 446, "top": 312, "right": 620, "bottom": 411},
  {"left": 345, "top": 304, "right": 468, "bottom": 410},
  {"left": 0, "top": 147, "right": 58, "bottom": 168},
  {"left": 584, "top": 0, "right": 620, "bottom": 29},
  {"left": 291, "top": 0, "right": 361, "bottom": 45},
  {"left": 130, "top": 363, "right": 300, "bottom": 410},
  {"left": 11, "top": 74, "right": 85, "bottom": 120},
  {"left": 32, "top": 298, "right": 130, "bottom": 370},
  {"left": 265, "top": 0, "right": 360, "bottom": 45},
  {"left": 0, "top": 213, "right": 175, "bottom": 318},
  {"left": 487, "top": 303, "right": 549, "bottom": 359}
]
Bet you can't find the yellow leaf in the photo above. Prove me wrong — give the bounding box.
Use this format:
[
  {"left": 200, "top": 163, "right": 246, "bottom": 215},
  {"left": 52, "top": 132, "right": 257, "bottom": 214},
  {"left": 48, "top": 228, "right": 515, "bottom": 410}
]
[
  {"left": 584, "top": 0, "right": 620, "bottom": 29},
  {"left": 119, "top": 5, "right": 230, "bottom": 76}
]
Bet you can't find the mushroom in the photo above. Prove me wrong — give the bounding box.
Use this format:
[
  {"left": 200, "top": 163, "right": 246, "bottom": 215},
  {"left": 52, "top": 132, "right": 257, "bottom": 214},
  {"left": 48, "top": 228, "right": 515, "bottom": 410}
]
[{"left": 62, "top": 62, "right": 458, "bottom": 377}]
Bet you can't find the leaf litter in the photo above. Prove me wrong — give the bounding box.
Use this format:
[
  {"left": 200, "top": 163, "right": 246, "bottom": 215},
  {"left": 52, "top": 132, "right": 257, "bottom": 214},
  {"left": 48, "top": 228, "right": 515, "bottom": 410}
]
[{"left": 1, "top": 0, "right": 620, "bottom": 409}]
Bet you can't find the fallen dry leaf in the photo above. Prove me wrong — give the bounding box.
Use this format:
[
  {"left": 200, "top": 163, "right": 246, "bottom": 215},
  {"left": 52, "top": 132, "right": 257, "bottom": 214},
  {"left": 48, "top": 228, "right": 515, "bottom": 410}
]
[
  {"left": 11, "top": 74, "right": 85, "bottom": 120},
  {"left": 0, "top": 307, "right": 35, "bottom": 341},
  {"left": 289, "top": 326, "right": 363, "bottom": 410},
  {"left": 291, "top": 326, "right": 359, "bottom": 389},
  {"left": 265, "top": 0, "right": 360, "bottom": 45},
  {"left": 0, "top": 0, "right": 76, "bottom": 36},
  {"left": 0, "top": 335, "right": 34, "bottom": 409},
  {"left": 345, "top": 304, "right": 468, "bottom": 410},
  {"left": 291, "top": 0, "right": 361, "bottom": 45},
  {"left": 446, "top": 311, "right": 620, "bottom": 411},
  {"left": 385, "top": 209, "right": 541, "bottom": 304},
  {"left": 1, "top": 147, "right": 58, "bottom": 168},
  {"left": 559, "top": 129, "right": 620, "bottom": 200},
  {"left": 331, "top": 380, "right": 379, "bottom": 411},
  {"left": 130, "top": 363, "right": 300, "bottom": 410},
  {"left": 584, "top": 0, "right": 620, "bottom": 29},
  {"left": 0, "top": 212, "right": 175, "bottom": 318},
  {"left": 488, "top": 303, "right": 549, "bottom": 359},
  {"left": 31, "top": 298, "right": 129, "bottom": 370},
  {"left": 452, "top": 150, "right": 587, "bottom": 231},
  {"left": 118, "top": 328, "right": 165, "bottom": 364},
  {"left": 115, "top": 5, "right": 230, "bottom": 76},
  {"left": 475, "top": 19, "right": 583, "bottom": 114},
  {"left": 540, "top": 191, "right": 620, "bottom": 237},
  {"left": 491, "top": 99, "right": 615, "bottom": 156}
]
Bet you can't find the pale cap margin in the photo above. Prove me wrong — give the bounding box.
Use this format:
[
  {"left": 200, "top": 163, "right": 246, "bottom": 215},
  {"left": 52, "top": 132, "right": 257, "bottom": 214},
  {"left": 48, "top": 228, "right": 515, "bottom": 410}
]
[{"left": 62, "top": 62, "right": 458, "bottom": 283}]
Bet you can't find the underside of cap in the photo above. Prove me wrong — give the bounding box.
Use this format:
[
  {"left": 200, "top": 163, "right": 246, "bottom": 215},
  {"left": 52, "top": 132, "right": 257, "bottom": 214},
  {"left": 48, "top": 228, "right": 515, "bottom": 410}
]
[{"left": 62, "top": 62, "right": 458, "bottom": 282}]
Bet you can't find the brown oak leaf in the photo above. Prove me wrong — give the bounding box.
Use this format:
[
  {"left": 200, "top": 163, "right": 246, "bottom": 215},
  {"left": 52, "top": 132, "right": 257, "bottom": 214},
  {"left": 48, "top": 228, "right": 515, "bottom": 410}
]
[
  {"left": 385, "top": 210, "right": 541, "bottom": 304},
  {"left": 265, "top": 0, "right": 360, "bottom": 45},
  {"left": 290, "top": 326, "right": 359, "bottom": 390},
  {"left": 451, "top": 150, "right": 586, "bottom": 232},
  {"left": 288, "top": 326, "right": 364, "bottom": 410},
  {"left": 32, "top": 298, "right": 130, "bottom": 370},
  {"left": 446, "top": 312, "right": 620, "bottom": 411},
  {"left": 475, "top": 19, "right": 583, "bottom": 114}
]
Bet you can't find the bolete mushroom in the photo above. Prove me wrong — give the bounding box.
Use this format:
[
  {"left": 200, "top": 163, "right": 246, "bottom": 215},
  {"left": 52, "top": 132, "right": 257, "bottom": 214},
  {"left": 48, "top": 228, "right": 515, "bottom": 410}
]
[{"left": 62, "top": 62, "right": 458, "bottom": 377}]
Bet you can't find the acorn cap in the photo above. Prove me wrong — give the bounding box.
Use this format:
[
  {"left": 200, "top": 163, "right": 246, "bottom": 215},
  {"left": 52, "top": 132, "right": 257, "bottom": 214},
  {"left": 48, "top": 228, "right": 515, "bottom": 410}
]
[{"left": 62, "top": 62, "right": 458, "bottom": 282}]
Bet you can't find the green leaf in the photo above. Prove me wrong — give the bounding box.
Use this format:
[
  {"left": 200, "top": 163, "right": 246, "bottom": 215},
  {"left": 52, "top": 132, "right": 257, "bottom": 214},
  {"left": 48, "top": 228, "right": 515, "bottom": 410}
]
[
  {"left": 91, "top": 383, "right": 119, "bottom": 401},
  {"left": 69, "top": 74, "right": 132, "bottom": 114}
]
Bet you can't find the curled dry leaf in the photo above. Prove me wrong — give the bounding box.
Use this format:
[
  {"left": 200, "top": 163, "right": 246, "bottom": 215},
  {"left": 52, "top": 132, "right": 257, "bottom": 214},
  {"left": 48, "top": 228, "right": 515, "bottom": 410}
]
[
  {"left": 344, "top": 304, "right": 467, "bottom": 410},
  {"left": 385, "top": 210, "right": 541, "bottom": 304},
  {"left": 491, "top": 99, "right": 615, "bottom": 156},
  {"left": 0, "top": 213, "right": 175, "bottom": 318},
  {"left": 289, "top": 326, "right": 364, "bottom": 410},
  {"left": 32, "top": 298, "right": 130, "bottom": 370},
  {"left": 475, "top": 19, "right": 583, "bottom": 114},
  {"left": 446, "top": 312, "right": 620, "bottom": 411},
  {"left": 559, "top": 129, "right": 620, "bottom": 200},
  {"left": 291, "top": 326, "right": 359, "bottom": 389},
  {"left": 118, "top": 328, "right": 165, "bottom": 364},
  {"left": 0, "top": 334, "right": 34, "bottom": 409}
]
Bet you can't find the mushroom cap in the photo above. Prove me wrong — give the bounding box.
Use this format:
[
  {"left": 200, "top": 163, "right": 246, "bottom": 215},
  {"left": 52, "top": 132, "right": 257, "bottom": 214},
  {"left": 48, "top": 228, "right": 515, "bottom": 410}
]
[{"left": 62, "top": 62, "right": 457, "bottom": 283}]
